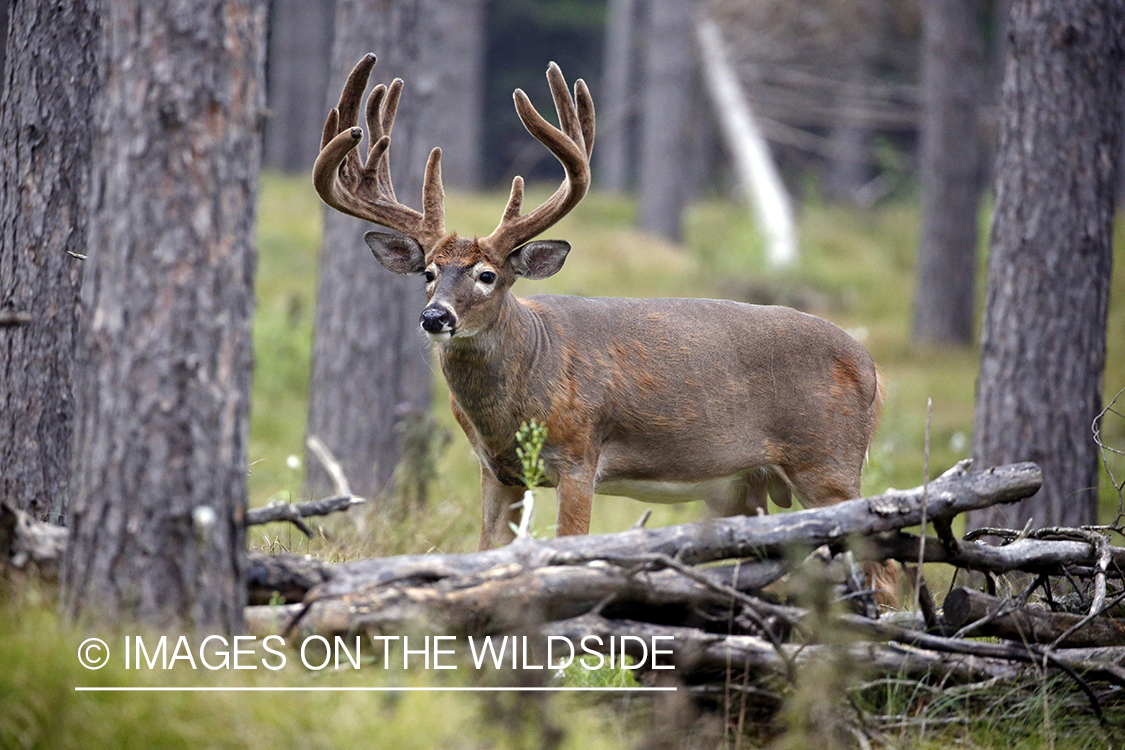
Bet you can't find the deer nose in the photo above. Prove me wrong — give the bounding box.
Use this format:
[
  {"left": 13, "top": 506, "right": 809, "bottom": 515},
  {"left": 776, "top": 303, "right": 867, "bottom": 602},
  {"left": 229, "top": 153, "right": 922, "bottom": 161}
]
[{"left": 420, "top": 305, "right": 454, "bottom": 334}]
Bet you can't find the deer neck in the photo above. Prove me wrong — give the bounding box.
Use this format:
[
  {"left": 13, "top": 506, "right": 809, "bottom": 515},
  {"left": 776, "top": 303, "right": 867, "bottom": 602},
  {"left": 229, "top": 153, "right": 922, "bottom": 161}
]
[{"left": 438, "top": 293, "right": 553, "bottom": 452}]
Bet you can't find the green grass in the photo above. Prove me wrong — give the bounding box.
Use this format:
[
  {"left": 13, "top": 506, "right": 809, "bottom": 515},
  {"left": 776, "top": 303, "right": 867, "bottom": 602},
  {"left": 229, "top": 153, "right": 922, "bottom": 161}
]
[{"left": 0, "top": 600, "right": 639, "bottom": 750}]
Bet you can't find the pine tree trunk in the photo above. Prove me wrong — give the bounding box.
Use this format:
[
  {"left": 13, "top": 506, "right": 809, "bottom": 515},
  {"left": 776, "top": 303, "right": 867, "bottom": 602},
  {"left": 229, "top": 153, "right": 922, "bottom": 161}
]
[
  {"left": 637, "top": 0, "right": 697, "bottom": 243},
  {"left": 826, "top": 71, "right": 874, "bottom": 204},
  {"left": 263, "top": 0, "right": 335, "bottom": 173},
  {"left": 970, "top": 0, "right": 1124, "bottom": 530},
  {"left": 0, "top": 0, "right": 100, "bottom": 523},
  {"left": 598, "top": 0, "right": 639, "bottom": 193},
  {"left": 0, "top": 1, "right": 10, "bottom": 86},
  {"left": 912, "top": 0, "right": 986, "bottom": 347},
  {"left": 61, "top": 0, "right": 266, "bottom": 635},
  {"left": 306, "top": 0, "right": 482, "bottom": 500}
]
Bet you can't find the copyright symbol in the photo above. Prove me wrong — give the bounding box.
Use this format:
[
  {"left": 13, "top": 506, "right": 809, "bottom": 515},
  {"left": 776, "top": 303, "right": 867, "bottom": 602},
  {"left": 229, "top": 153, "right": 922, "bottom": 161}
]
[{"left": 78, "top": 638, "right": 110, "bottom": 669}]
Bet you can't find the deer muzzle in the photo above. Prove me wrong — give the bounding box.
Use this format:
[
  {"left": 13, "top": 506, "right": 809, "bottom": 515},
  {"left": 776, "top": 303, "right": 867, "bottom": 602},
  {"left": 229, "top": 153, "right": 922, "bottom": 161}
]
[{"left": 420, "top": 304, "right": 455, "bottom": 341}]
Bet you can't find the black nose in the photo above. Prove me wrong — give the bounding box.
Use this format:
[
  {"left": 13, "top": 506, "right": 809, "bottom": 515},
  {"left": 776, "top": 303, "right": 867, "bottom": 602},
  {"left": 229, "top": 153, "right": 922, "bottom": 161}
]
[{"left": 420, "top": 306, "right": 452, "bottom": 333}]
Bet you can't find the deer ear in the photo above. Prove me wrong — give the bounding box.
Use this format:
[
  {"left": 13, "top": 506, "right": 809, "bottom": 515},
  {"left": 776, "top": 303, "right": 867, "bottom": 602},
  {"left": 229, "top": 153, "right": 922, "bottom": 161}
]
[
  {"left": 508, "top": 240, "right": 571, "bottom": 279},
  {"left": 365, "top": 231, "right": 426, "bottom": 275}
]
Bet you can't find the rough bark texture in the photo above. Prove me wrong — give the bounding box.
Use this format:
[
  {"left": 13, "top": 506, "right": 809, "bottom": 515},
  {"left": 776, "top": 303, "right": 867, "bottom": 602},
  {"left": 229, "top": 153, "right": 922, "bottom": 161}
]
[
  {"left": 0, "top": 0, "right": 100, "bottom": 523},
  {"left": 598, "top": 0, "right": 639, "bottom": 192},
  {"left": 61, "top": 0, "right": 266, "bottom": 635},
  {"left": 263, "top": 0, "right": 335, "bottom": 173},
  {"left": 637, "top": 0, "right": 697, "bottom": 243},
  {"left": 912, "top": 0, "right": 986, "bottom": 346},
  {"left": 971, "top": 0, "right": 1124, "bottom": 530},
  {"left": 0, "top": 0, "right": 10, "bottom": 86},
  {"left": 306, "top": 0, "right": 484, "bottom": 500}
]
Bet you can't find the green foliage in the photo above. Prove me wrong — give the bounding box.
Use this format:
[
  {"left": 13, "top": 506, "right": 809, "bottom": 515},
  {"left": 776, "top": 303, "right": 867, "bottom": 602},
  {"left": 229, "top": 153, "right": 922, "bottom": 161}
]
[{"left": 515, "top": 419, "right": 549, "bottom": 489}]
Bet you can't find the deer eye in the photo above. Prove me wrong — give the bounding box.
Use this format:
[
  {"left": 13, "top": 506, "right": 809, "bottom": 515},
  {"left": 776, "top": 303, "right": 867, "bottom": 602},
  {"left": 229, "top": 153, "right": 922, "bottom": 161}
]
[
  {"left": 423, "top": 270, "right": 436, "bottom": 283},
  {"left": 479, "top": 271, "right": 497, "bottom": 285}
]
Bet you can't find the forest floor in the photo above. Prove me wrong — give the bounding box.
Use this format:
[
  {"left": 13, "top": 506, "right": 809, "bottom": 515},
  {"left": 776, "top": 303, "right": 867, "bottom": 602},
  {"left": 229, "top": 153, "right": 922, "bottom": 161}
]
[{"left": 3, "top": 174, "right": 1124, "bottom": 749}]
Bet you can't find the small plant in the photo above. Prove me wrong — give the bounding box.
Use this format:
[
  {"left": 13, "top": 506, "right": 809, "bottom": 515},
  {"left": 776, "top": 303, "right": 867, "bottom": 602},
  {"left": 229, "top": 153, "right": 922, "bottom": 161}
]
[
  {"left": 511, "top": 420, "right": 548, "bottom": 538},
  {"left": 515, "top": 419, "right": 548, "bottom": 489}
]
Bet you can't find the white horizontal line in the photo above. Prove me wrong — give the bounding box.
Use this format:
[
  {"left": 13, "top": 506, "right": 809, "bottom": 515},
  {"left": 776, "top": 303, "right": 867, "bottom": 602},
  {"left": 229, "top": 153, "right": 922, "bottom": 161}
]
[{"left": 74, "top": 686, "right": 676, "bottom": 693}]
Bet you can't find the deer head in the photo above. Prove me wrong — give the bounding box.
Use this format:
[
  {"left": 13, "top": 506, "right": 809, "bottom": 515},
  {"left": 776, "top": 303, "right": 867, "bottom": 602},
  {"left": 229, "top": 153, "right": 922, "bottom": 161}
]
[{"left": 313, "top": 54, "right": 594, "bottom": 342}]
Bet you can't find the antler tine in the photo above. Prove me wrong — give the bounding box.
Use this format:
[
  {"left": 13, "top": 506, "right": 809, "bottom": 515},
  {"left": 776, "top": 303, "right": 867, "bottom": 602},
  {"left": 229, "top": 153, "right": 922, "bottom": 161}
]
[
  {"left": 480, "top": 63, "right": 595, "bottom": 256},
  {"left": 574, "top": 79, "right": 595, "bottom": 159},
  {"left": 547, "top": 62, "right": 584, "bottom": 154},
  {"left": 421, "top": 147, "right": 446, "bottom": 241},
  {"left": 312, "top": 55, "right": 446, "bottom": 249},
  {"left": 364, "top": 84, "right": 388, "bottom": 159},
  {"left": 368, "top": 79, "right": 404, "bottom": 201},
  {"left": 320, "top": 107, "right": 340, "bottom": 151},
  {"left": 337, "top": 53, "right": 377, "bottom": 132}
]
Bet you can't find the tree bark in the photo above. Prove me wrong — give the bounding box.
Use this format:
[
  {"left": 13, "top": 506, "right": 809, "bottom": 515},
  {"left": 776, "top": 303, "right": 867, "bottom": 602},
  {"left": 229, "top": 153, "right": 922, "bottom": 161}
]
[
  {"left": 637, "top": 0, "right": 697, "bottom": 243},
  {"left": 0, "top": 0, "right": 100, "bottom": 523},
  {"left": 61, "top": 0, "right": 266, "bottom": 635},
  {"left": 912, "top": 0, "right": 986, "bottom": 347},
  {"left": 262, "top": 0, "right": 335, "bottom": 173},
  {"left": 971, "top": 0, "right": 1125, "bottom": 530},
  {"left": 0, "top": 1, "right": 10, "bottom": 88},
  {"left": 598, "top": 0, "right": 639, "bottom": 193},
  {"left": 306, "top": 0, "right": 484, "bottom": 500}
]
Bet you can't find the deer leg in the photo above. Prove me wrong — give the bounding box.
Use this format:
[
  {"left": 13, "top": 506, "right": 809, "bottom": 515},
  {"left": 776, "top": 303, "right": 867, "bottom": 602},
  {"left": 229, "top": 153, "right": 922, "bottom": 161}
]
[
  {"left": 554, "top": 466, "right": 596, "bottom": 536},
  {"left": 785, "top": 458, "right": 862, "bottom": 508},
  {"left": 788, "top": 459, "right": 899, "bottom": 607},
  {"left": 479, "top": 468, "right": 524, "bottom": 550}
]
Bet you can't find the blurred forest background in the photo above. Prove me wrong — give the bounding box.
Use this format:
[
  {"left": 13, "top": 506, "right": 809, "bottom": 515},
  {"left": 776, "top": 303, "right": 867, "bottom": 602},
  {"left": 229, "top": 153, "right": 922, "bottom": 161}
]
[{"left": 253, "top": 0, "right": 1122, "bottom": 535}]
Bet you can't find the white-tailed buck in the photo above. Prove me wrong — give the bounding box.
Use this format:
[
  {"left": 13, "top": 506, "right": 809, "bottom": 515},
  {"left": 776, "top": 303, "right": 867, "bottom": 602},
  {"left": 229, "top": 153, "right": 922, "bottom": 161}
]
[{"left": 314, "top": 54, "right": 883, "bottom": 553}]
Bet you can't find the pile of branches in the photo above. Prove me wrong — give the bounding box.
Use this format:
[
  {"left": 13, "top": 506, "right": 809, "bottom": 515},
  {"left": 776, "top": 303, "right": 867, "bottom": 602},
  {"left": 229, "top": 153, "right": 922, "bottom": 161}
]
[
  {"left": 8, "top": 458, "right": 1125, "bottom": 731},
  {"left": 244, "top": 460, "right": 1125, "bottom": 728}
]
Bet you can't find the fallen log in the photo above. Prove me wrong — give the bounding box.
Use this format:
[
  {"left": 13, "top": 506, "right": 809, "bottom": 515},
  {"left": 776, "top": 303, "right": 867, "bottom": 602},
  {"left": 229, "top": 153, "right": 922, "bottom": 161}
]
[
  {"left": 873, "top": 533, "right": 1125, "bottom": 575},
  {"left": 542, "top": 613, "right": 1027, "bottom": 685},
  {"left": 943, "top": 587, "right": 1125, "bottom": 648},
  {"left": 276, "top": 557, "right": 790, "bottom": 638},
  {"left": 305, "top": 461, "right": 1042, "bottom": 616},
  {"left": 247, "top": 553, "right": 334, "bottom": 605}
]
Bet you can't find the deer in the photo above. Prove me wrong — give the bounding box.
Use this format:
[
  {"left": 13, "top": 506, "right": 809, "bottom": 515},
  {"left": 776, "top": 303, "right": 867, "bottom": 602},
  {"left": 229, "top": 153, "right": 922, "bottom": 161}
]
[{"left": 313, "top": 54, "right": 886, "bottom": 587}]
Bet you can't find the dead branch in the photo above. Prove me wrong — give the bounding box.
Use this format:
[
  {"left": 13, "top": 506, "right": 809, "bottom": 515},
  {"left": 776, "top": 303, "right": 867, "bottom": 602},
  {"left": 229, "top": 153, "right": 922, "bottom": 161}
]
[
  {"left": 246, "top": 495, "right": 365, "bottom": 537},
  {"left": 0, "top": 310, "right": 32, "bottom": 326},
  {"left": 943, "top": 587, "right": 1125, "bottom": 648},
  {"left": 871, "top": 533, "right": 1125, "bottom": 575}
]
